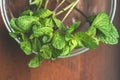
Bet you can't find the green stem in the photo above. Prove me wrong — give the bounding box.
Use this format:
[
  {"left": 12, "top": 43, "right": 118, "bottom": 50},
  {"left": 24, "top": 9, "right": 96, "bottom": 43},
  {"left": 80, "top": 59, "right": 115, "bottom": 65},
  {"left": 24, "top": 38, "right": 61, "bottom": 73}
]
[
  {"left": 44, "top": 0, "right": 49, "bottom": 9},
  {"left": 62, "top": 0, "right": 79, "bottom": 22},
  {"left": 55, "top": 1, "right": 75, "bottom": 16}
]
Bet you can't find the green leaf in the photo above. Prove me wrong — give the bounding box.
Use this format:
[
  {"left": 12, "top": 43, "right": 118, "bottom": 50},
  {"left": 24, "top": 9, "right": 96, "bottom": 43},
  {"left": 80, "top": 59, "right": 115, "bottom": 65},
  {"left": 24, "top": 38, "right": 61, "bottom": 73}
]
[
  {"left": 39, "top": 18, "right": 54, "bottom": 28},
  {"left": 28, "top": 55, "right": 43, "bottom": 68},
  {"left": 20, "top": 40, "right": 32, "bottom": 55},
  {"left": 86, "top": 26, "right": 96, "bottom": 37},
  {"left": 75, "top": 32, "right": 99, "bottom": 49},
  {"left": 87, "top": 12, "right": 119, "bottom": 44},
  {"left": 53, "top": 17, "right": 66, "bottom": 31},
  {"left": 51, "top": 47, "right": 62, "bottom": 60},
  {"left": 68, "top": 38, "right": 78, "bottom": 50},
  {"left": 40, "top": 44, "right": 52, "bottom": 59},
  {"left": 52, "top": 31, "right": 66, "bottom": 49},
  {"left": 21, "top": 10, "right": 33, "bottom": 16},
  {"left": 31, "top": 38, "right": 41, "bottom": 52},
  {"left": 60, "top": 46, "right": 70, "bottom": 56},
  {"left": 16, "top": 16, "right": 39, "bottom": 32},
  {"left": 30, "top": 0, "right": 43, "bottom": 7},
  {"left": 10, "top": 18, "right": 22, "bottom": 32},
  {"left": 92, "top": 12, "right": 110, "bottom": 27},
  {"left": 92, "top": 13, "right": 111, "bottom": 35},
  {"left": 42, "top": 36, "right": 50, "bottom": 43},
  {"left": 97, "top": 23, "right": 119, "bottom": 44},
  {"left": 30, "top": 26, "right": 53, "bottom": 39},
  {"left": 86, "top": 12, "right": 110, "bottom": 36},
  {"left": 20, "top": 33, "right": 28, "bottom": 41},
  {"left": 66, "top": 21, "right": 81, "bottom": 33},
  {"left": 34, "top": 9, "right": 53, "bottom": 18},
  {"left": 9, "top": 32, "right": 20, "bottom": 39},
  {"left": 65, "top": 32, "right": 74, "bottom": 41},
  {"left": 110, "top": 24, "right": 119, "bottom": 38}
]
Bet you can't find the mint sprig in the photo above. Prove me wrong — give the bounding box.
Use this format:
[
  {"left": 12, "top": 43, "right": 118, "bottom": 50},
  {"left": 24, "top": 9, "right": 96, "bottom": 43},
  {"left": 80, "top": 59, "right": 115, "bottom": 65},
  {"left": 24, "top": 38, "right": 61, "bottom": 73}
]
[
  {"left": 87, "top": 12, "right": 119, "bottom": 44},
  {"left": 9, "top": 0, "right": 119, "bottom": 68}
]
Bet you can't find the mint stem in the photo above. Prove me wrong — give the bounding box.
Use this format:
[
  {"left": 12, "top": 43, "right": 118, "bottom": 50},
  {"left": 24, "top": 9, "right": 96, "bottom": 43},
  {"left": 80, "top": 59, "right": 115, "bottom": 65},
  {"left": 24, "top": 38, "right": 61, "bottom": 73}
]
[
  {"left": 62, "top": 0, "right": 79, "bottom": 22},
  {"left": 55, "top": 1, "right": 75, "bottom": 16},
  {"left": 44, "top": 0, "right": 49, "bottom": 9},
  {"left": 65, "top": 1, "right": 88, "bottom": 19},
  {"left": 54, "top": 0, "right": 66, "bottom": 12}
]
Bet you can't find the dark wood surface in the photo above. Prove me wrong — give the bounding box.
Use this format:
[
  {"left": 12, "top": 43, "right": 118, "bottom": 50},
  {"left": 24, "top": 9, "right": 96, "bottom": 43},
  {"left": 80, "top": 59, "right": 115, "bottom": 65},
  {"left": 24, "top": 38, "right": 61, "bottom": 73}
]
[{"left": 0, "top": 1, "right": 120, "bottom": 80}]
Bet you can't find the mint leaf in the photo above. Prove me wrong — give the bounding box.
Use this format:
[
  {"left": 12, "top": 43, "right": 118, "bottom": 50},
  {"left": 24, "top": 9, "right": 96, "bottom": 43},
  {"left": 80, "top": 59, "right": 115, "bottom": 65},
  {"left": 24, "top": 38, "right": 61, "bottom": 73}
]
[
  {"left": 66, "top": 21, "right": 81, "bottom": 33},
  {"left": 39, "top": 18, "right": 54, "bottom": 28},
  {"left": 31, "top": 38, "right": 41, "bottom": 52},
  {"left": 75, "top": 32, "right": 99, "bottom": 49},
  {"left": 30, "top": 0, "right": 43, "bottom": 8},
  {"left": 92, "top": 13, "right": 111, "bottom": 35},
  {"left": 40, "top": 44, "right": 52, "bottom": 59},
  {"left": 21, "top": 10, "right": 33, "bottom": 16},
  {"left": 53, "top": 17, "right": 66, "bottom": 31},
  {"left": 86, "top": 26, "right": 96, "bottom": 37},
  {"left": 42, "top": 35, "right": 52, "bottom": 43},
  {"left": 20, "top": 40, "right": 32, "bottom": 55},
  {"left": 86, "top": 12, "right": 110, "bottom": 36},
  {"left": 10, "top": 18, "right": 22, "bottom": 32},
  {"left": 28, "top": 54, "right": 43, "bottom": 68},
  {"left": 97, "top": 23, "right": 119, "bottom": 44},
  {"left": 92, "top": 12, "right": 110, "bottom": 27},
  {"left": 16, "top": 16, "right": 39, "bottom": 32},
  {"left": 51, "top": 47, "right": 62, "bottom": 60},
  {"left": 65, "top": 33, "right": 80, "bottom": 50},
  {"left": 68, "top": 38, "right": 78, "bottom": 50},
  {"left": 34, "top": 9, "right": 53, "bottom": 18},
  {"left": 87, "top": 12, "right": 119, "bottom": 45},
  {"left": 65, "top": 32, "right": 74, "bottom": 41},
  {"left": 60, "top": 46, "right": 70, "bottom": 56},
  {"left": 52, "top": 31, "right": 66, "bottom": 49},
  {"left": 9, "top": 32, "right": 20, "bottom": 39},
  {"left": 30, "top": 26, "right": 53, "bottom": 39}
]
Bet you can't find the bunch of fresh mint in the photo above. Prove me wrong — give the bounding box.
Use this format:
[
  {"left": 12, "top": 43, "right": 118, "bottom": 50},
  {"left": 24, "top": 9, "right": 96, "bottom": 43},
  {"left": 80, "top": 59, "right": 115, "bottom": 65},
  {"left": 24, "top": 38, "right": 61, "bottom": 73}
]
[{"left": 9, "top": 0, "right": 119, "bottom": 68}]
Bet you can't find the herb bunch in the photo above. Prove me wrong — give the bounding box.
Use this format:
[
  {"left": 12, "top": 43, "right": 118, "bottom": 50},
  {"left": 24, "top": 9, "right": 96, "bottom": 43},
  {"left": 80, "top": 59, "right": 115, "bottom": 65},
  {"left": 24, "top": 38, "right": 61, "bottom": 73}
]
[{"left": 9, "top": 0, "right": 119, "bottom": 68}]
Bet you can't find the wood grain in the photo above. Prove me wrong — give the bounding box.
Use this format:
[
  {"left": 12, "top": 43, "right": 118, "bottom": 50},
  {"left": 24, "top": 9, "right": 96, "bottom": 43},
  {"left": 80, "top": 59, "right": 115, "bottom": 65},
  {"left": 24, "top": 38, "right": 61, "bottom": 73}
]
[{"left": 0, "top": 1, "right": 120, "bottom": 80}]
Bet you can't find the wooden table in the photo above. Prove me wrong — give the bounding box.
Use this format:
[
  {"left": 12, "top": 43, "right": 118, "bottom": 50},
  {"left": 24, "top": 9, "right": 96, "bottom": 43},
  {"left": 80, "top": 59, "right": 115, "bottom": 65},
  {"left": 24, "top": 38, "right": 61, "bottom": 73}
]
[{"left": 0, "top": 1, "right": 120, "bottom": 80}]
